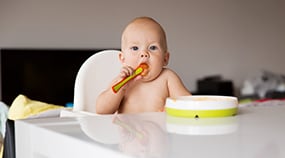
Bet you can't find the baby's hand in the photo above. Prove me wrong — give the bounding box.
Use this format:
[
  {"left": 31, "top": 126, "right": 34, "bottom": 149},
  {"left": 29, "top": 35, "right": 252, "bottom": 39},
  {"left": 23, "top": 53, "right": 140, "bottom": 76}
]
[
  {"left": 119, "top": 64, "right": 143, "bottom": 81},
  {"left": 112, "top": 65, "right": 136, "bottom": 92},
  {"left": 111, "top": 64, "right": 145, "bottom": 93},
  {"left": 120, "top": 65, "right": 135, "bottom": 79}
]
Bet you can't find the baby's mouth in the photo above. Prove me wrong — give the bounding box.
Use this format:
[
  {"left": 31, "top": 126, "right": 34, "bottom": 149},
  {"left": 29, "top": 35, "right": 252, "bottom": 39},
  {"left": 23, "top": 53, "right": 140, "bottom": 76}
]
[
  {"left": 138, "top": 63, "right": 149, "bottom": 76},
  {"left": 141, "top": 69, "right": 149, "bottom": 76}
]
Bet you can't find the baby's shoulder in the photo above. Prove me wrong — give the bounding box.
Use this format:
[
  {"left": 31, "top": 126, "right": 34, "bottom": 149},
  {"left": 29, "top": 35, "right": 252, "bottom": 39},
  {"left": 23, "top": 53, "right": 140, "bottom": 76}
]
[
  {"left": 161, "top": 67, "right": 178, "bottom": 76},
  {"left": 159, "top": 68, "right": 181, "bottom": 81}
]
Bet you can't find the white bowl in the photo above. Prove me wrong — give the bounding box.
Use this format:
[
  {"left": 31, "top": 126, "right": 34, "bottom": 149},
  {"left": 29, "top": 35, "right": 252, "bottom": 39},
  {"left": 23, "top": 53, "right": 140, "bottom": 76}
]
[{"left": 165, "top": 95, "right": 238, "bottom": 118}]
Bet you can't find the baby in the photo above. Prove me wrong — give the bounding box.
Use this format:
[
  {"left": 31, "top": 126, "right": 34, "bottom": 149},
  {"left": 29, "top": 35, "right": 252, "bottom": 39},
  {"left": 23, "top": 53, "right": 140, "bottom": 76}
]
[{"left": 96, "top": 17, "right": 191, "bottom": 114}]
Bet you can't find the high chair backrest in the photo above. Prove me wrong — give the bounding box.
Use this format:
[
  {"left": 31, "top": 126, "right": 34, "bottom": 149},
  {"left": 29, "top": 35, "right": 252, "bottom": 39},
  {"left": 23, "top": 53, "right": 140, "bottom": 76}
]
[{"left": 73, "top": 50, "right": 121, "bottom": 113}]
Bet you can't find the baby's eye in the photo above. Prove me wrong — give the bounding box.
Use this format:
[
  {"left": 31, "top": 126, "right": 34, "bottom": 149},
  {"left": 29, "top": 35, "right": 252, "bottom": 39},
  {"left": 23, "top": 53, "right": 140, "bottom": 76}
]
[
  {"left": 131, "top": 46, "right": 139, "bottom": 51},
  {"left": 149, "top": 45, "right": 158, "bottom": 51}
]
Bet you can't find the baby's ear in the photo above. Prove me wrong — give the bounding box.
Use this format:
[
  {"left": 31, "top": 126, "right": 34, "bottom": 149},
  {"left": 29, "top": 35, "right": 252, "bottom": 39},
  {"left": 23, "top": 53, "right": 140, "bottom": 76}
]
[
  {"left": 119, "top": 51, "right": 125, "bottom": 63},
  {"left": 163, "top": 52, "right": 170, "bottom": 66}
]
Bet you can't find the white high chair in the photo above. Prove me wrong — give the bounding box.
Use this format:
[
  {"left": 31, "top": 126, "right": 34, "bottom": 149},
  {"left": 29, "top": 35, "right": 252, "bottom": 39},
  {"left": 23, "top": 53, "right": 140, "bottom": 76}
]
[{"left": 72, "top": 50, "right": 121, "bottom": 114}]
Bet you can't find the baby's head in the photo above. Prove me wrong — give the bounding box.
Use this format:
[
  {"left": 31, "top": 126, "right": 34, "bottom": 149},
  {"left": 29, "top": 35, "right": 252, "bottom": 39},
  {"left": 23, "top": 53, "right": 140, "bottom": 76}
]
[
  {"left": 121, "top": 17, "right": 168, "bottom": 52},
  {"left": 119, "top": 17, "right": 170, "bottom": 81}
]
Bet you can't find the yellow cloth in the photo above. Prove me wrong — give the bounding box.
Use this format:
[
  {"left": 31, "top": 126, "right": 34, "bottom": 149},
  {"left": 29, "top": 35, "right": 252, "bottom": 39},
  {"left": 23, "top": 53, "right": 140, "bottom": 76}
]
[{"left": 8, "top": 94, "right": 63, "bottom": 120}]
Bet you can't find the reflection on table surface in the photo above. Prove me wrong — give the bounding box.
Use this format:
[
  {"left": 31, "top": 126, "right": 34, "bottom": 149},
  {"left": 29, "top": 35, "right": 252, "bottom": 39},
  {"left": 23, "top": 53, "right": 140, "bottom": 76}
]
[
  {"left": 78, "top": 112, "right": 239, "bottom": 158},
  {"left": 77, "top": 106, "right": 285, "bottom": 158},
  {"left": 78, "top": 112, "right": 169, "bottom": 158},
  {"left": 166, "top": 114, "right": 238, "bottom": 135}
]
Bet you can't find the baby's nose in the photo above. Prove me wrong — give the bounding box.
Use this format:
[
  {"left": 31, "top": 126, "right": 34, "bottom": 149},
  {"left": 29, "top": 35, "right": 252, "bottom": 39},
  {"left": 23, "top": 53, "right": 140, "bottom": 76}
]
[
  {"left": 140, "top": 54, "right": 148, "bottom": 58},
  {"left": 140, "top": 51, "right": 149, "bottom": 58}
]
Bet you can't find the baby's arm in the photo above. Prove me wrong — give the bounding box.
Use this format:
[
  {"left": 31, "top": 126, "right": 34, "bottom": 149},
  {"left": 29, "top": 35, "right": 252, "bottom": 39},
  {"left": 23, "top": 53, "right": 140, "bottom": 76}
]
[
  {"left": 166, "top": 69, "right": 191, "bottom": 97},
  {"left": 95, "top": 83, "right": 125, "bottom": 114},
  {"left": 95, "top": 65, "right": 135, "bottom": 114}
]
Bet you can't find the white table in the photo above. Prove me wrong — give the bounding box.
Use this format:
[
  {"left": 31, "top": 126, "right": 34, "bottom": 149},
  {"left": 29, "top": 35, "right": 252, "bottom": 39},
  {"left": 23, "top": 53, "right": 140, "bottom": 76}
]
[{"left": 15, "top": 106, "right": 285, "bottom": 158}]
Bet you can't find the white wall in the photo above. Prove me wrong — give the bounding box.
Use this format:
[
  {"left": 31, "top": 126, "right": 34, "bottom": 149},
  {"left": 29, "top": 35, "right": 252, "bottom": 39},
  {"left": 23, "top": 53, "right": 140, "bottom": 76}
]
[{"left": 1, "top": 0, "right": 285, "bottom": 95}]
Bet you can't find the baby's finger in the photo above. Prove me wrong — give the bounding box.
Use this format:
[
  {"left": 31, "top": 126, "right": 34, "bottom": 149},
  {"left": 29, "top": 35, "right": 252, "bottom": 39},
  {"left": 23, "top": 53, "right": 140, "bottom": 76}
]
[
  {"left": 120, "top": 69, "right": 128, "bottom": 78},
  {"left": 120, "top": 66, "right": 133, "bottom": 77}
]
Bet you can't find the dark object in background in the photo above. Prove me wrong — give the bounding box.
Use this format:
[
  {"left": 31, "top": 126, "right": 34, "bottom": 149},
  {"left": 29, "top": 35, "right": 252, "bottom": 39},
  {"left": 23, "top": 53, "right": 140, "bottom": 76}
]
[
  {"left": 0, "top": 48, "right": 117, "bottom": 106},
  {"left": 265, "top": 91, "right": 285, "bottom": 99},
  {"left": 196, "top": 75, "right": 234, "bottom": 96}
]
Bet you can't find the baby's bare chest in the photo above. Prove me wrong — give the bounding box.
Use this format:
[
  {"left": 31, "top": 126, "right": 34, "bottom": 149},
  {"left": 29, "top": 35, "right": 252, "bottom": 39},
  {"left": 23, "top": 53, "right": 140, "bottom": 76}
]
[{"left": 121, "top": 82, "right": 169, "bottom": 112}]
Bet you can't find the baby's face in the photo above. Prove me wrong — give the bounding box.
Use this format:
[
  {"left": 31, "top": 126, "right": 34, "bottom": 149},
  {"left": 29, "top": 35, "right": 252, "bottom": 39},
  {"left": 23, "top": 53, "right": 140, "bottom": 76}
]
[{"left": 120, "top": 19, "right": 169, "bottom": 81}]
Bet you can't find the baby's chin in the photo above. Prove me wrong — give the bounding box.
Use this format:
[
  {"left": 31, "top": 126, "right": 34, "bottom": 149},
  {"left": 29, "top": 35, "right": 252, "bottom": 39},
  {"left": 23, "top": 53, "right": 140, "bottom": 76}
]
[{"left": 140, "top": 73, "right": 159, "bottom": 82}]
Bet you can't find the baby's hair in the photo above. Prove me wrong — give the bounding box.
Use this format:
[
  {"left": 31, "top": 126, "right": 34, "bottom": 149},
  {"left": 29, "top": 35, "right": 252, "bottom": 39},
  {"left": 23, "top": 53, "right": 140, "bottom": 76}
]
[{"left": 122, "top": 16, "right": 168, "bottom": 51}]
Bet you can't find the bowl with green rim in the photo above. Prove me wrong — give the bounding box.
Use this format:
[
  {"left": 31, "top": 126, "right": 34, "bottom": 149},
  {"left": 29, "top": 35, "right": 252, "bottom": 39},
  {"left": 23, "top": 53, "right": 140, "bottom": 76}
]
[{"left": 165, "top": 95, "right": 238, "bottom": 118}]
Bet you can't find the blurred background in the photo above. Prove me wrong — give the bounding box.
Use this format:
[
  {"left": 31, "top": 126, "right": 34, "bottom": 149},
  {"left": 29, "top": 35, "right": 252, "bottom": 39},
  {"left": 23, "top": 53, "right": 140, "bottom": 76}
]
[{"left": 1, "top": 0, "right": 284, "bottom": 100}]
